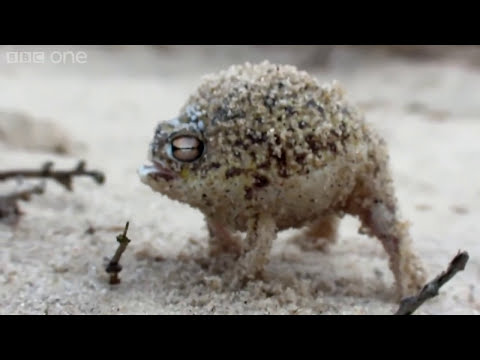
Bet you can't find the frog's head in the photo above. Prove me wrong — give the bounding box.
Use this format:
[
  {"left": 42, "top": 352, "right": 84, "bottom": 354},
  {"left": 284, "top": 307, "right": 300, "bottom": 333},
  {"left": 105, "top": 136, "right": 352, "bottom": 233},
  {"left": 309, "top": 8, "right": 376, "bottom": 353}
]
[
  {"left": 140, "top": 61, "right": 301, "bottom": 209},
  {"left": 138, "top": 105, "right": 211, "bottom": 202}
]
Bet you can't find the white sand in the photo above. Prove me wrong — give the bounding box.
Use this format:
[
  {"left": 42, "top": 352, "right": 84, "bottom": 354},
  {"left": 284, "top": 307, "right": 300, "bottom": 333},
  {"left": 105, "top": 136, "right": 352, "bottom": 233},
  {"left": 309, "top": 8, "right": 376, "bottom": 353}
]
[{"left": 0, "top": 45, "right": 478, "bottom": 314}]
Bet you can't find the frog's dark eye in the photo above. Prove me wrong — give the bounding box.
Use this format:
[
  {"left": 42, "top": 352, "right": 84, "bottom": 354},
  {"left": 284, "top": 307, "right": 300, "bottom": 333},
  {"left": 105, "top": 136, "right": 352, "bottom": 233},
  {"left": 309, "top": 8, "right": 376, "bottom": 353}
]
[{"left": 170, "top": 135, "right": 204, "bottom": 162}]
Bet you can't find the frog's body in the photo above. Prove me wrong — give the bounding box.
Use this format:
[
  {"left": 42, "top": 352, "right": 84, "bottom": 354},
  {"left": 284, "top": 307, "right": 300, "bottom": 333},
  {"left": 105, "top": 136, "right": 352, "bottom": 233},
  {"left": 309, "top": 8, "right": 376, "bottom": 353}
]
[{"left": 139, "top": 61, "right": 426, "bottom": 297}]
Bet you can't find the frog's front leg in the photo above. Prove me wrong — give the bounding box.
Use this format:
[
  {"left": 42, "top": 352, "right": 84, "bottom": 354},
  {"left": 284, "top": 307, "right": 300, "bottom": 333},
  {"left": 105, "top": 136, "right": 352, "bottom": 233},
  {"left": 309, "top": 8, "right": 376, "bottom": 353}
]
[
  {"left": 231, "top": 212, "right": 277, "bottom": 285},
  {"left": 206, "top": 217, "right": 243, "bottom": 256}
]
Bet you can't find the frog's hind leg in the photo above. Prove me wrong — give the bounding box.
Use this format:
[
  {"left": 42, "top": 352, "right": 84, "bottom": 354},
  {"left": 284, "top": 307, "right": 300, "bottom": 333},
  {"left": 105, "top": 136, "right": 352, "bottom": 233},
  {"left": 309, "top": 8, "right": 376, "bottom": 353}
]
[
  {"left": 344, "top": 171, "right": 427, "bottom": 298},
  {"left": 290, "top": 214, "right": 340, "bottom": 252}
]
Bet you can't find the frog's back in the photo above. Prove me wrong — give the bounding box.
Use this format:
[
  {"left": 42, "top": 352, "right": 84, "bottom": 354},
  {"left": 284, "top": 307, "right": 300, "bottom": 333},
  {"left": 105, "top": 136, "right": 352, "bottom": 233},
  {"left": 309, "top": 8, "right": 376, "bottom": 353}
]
[
  {"left": 182, "top": 61, "right": 370, "bottom": 180},
  {"left": 174, "top": 62, "right": 378, "bottom": 230}
]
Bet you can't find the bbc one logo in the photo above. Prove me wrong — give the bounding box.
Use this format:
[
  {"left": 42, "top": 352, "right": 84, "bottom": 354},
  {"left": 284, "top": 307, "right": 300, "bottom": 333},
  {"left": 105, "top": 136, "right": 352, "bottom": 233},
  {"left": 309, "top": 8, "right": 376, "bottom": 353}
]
[{"left": 5, "top": 51, "right": 88, "bottom": 64}]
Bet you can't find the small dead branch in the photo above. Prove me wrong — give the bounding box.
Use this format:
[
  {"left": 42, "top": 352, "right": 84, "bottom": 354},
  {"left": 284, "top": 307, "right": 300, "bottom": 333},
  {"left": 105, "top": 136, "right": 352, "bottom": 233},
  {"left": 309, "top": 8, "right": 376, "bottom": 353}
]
[
  {"left": 0, "top": 183, "right": 45, "bottom": 225},
  {"left": 106, "top": 221, "right": 131, "bottom": 285},
  {"left": 0, "top": 160, "right": 105, "bottom": 225},
  {"left": 395, "top": 251, "right": 469, "bottom": 315},
  {"left": 0, "top": 160, "right": 105, "bottom": 191},
  {"left": 85, "top": 223, "right": 126, "bottom": 235}
]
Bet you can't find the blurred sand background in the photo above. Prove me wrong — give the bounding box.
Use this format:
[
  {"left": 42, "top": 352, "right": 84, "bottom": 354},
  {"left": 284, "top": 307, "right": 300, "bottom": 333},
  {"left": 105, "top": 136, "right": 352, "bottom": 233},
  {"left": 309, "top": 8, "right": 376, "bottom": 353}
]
[{"left": 0, "top": 45, "right": 479, "bottom": 315}]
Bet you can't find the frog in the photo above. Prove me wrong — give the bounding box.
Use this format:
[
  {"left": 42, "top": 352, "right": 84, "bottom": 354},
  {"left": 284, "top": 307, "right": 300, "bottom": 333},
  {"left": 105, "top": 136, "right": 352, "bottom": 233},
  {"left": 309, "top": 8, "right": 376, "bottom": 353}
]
[{"left": 138, "top": 61, "right": 426, "bottom": 297}]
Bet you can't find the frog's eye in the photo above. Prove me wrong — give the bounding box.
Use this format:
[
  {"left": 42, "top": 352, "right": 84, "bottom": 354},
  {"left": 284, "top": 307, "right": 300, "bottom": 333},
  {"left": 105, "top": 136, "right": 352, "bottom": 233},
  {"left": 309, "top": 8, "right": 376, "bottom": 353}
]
[{"left": 170, "top": 135, "right": 204, "bottom": 162}]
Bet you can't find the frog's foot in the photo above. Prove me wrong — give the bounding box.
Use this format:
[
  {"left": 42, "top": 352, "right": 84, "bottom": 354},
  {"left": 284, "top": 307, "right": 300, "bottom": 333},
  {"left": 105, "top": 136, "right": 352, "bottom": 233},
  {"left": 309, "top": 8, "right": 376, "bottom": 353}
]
[{"left": 290, "top": 215, "right": 339, "bottom": 252}]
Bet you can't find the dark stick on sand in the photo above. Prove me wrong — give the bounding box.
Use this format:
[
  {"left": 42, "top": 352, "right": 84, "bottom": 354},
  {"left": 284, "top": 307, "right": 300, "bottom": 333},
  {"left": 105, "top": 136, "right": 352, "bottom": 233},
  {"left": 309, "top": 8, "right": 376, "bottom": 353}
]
[
  {"left": 106, "top": 221, "right": 131, "bottom": 285},
  {"left": 395, "top": 251, "right": 469, "bottom": 315},
  {"left": 0, "top": 183, "right": 45, "bottom": 225},
  {"left": 0, "top": 161, "right": 105, "bottom": 191}
]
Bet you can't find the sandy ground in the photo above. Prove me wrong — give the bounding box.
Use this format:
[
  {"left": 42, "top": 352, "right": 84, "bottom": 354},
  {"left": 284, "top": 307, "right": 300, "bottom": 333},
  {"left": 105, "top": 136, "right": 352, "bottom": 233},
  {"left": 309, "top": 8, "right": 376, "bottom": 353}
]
[{"left": 0, "top": 45, "right": 479, "bottom": 315}]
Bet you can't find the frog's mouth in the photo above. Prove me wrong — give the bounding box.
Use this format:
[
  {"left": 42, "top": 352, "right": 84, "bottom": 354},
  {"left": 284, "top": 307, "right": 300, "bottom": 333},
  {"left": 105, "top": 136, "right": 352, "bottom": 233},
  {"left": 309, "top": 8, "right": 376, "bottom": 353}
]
[{"left": 138, "top": 160, "right": 177, "bottom": 182}]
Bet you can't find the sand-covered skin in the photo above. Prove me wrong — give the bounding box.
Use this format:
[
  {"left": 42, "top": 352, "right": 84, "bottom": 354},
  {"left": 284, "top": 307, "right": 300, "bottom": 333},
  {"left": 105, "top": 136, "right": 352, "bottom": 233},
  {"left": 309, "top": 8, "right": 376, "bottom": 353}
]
[
  {"left": 0, "top": 46, "right": 478, "bottom": 314},
  {"left": 140, "top": 61, "right": 426, "bottom": 296}
]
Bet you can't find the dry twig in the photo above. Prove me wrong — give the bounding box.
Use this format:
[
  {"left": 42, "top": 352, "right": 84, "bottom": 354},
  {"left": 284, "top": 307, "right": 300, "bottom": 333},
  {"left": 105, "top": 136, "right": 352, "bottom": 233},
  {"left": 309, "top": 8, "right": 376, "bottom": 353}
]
[
  {"left": 0, "top": 183, "right": 45, "bottom": 225},
  {"left": 85, "top": 223, "right": 126, "bottom": 235},
  {"left": 0, "top": 160, "right": 105, "bottom": 224},
  {"left": 0, "top": 160, "right": 105, "bottom": 191},
  {"left": 106, "top": 221, "right": 131, "bottom": 285},
  {"left": 395, "top": 251, "right": 469, "bottom": 315}
]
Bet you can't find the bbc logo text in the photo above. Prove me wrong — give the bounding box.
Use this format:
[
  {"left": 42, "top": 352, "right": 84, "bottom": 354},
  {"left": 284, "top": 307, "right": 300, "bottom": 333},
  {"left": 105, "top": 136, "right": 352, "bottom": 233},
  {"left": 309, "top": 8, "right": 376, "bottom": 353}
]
[{"left": 5, "top": 51, "right": 88, "bottom": 64}]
